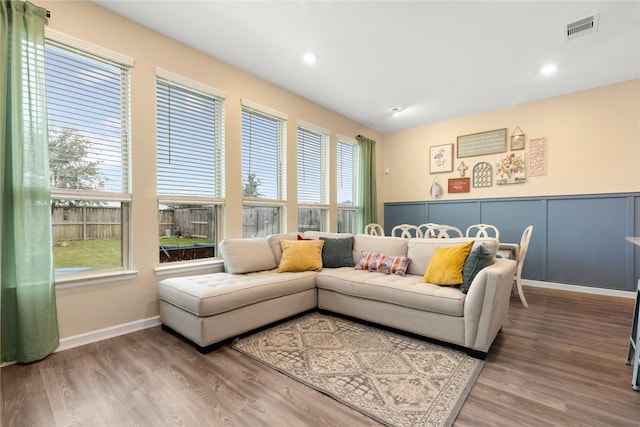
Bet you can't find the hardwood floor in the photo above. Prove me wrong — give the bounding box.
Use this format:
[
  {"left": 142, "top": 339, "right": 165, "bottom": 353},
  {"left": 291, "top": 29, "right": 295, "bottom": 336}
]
[{"left": 3, "top": 286, "right": 640, "bottom": 426}]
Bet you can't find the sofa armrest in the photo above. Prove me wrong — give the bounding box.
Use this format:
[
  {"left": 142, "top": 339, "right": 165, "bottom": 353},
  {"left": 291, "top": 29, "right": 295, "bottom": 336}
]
[{"left": 463, "top": 258, "right": 517, "bottom": 352}]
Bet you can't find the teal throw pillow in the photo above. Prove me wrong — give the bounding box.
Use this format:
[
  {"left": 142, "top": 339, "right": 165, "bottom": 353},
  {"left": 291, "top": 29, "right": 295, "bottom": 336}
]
[
  {"left": 460, "top": 243, "right": 494, "bottom": 293},
  {"left": 319, "top": 237, "right": 354, "bottom": 268}
]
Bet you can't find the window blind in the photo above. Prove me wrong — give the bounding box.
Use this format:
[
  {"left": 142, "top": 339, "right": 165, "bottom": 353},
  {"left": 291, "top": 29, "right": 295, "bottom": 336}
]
[
  {"left": 45, "top": 40, "right": 131, "bottom": 194},
  {"left": 156, "top": 77, "right": 225, "bottom": 199},
  {"left": 241, "top": 106, "right": 286, "bottom": 201},
  {"left": 297, "top": 125, "right": 329, "bottom": 205},
  {"left": 337, "top": 139, "right": 358, "bottom": 206}
]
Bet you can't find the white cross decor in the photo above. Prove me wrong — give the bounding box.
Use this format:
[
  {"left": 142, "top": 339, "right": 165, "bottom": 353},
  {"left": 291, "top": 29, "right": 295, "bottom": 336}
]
[{"left": 457, "top": 161, "right": 468, "bottom": 177}]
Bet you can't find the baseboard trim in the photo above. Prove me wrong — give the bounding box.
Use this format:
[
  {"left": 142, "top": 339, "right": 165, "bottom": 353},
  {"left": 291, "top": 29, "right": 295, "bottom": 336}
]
[
  {"left": 523, "top": 280, "right": 636, "bottom": 299},
  {"left": 48, "top": 282, "right": 636, "bottom": 355},
  {"left": 55, "top": 315, "right": 161, "bottom": 353}
]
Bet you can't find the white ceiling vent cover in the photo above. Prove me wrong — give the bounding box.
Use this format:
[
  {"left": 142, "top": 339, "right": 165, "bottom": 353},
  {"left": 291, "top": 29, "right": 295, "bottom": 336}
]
[{"left": 566, "top": 14, "right": 599, "bottom": 41}]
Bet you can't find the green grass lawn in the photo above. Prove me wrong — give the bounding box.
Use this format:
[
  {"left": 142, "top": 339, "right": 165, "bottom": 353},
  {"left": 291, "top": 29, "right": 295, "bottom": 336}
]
[
  {"left": 53, "top": 239, "right": 121, "bottom": 271},
  {"left": 159, "top": 237, "right": 215, "bottom": 246},
  {"left": 54, "top": 237, "right": 216, "bottom": 271}
]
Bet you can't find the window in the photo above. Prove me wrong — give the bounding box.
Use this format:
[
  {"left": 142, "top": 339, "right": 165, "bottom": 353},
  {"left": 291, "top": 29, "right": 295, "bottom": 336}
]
[
  {"left": 156, "top": 70, "right": 225, "bottom": 263},
  {"left": 45, "top": 35, "right": 132, "bottom": 275},
  {"left": 337, "top": 137, "right": 359, "bottom": 233},
  {"left": 297, "top": 123, "right": 329, "bottom": 232},
  {"left": 241, "top": 100, "right": 287, "bottom": 237}
]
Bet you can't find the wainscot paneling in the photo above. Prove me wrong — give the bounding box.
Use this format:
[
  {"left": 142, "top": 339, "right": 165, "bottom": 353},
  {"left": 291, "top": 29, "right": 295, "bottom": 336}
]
[{"left": 384, "top": 193, "right": 640, "bottom": 291}]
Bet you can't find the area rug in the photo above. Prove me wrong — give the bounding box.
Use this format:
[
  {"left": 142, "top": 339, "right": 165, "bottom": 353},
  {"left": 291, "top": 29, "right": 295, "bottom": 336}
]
[{"left": 232, "top": 312, "right": 484, "bottom": 427}]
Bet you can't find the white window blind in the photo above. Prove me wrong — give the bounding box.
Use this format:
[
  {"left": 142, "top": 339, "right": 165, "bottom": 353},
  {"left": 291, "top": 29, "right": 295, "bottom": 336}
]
[
  {"left": 297, "top": 125, "right": 329, "bottom": 205},
  {"left": 337, "top": 139, "right": 358, "bottom": 206},
  {"left": 45, "top": 39, "right": 131, "bottom": 194},
  {"left": 241, "top": 105, "right": 287, "bottom": 201},
  {"left": 156, "top": 76, "right": 225, "bottom": 199}
]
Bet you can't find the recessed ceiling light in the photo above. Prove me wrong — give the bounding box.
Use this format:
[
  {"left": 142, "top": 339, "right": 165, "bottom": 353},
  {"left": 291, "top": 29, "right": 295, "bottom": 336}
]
[
  {"left": 302, "top": 52, "right": 318, "bottom": 64},
  {"left": 540, "top": 63, "right": 558, "bottom": 76},
  {"left": 392, "top": 107, "right": 403, "bottom": 117}
]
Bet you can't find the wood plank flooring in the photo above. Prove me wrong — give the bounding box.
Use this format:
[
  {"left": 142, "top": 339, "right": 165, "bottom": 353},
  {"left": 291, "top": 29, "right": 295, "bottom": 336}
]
[{"left": 3, "top": 286, "right": 640, "bottom": 426}]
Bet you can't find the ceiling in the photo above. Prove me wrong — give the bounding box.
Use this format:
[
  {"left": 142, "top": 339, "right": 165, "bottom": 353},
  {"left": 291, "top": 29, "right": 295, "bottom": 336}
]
[{"left": 92, "top": 1, "right": 640, "bottom": 134}]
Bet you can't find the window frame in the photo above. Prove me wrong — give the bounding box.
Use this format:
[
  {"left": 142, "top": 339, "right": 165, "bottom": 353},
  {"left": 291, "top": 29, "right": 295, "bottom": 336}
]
[
  {"left": 297, "top": 121, "right": 330, "bottom": 232},
  {"left": 337, "top": 136, "right": 359, "bottom": 233},
  {"left": 45, "top": 30, "right": 135, "bottom": 284},
  {"left": 155, "top": 69, "right": 227, "bottom": 264},
  {"left": 241, "top": 99, "right": 288, "bottom": 236}
]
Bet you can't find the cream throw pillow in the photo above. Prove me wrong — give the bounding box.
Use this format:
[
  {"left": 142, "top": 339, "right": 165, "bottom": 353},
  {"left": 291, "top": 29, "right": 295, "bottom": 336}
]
[
  {"left": 423, "top": 241, "right": 474, "bottom": 285},
  {"left": 278, "top": 240, "right": 325, "bottom": 272}
]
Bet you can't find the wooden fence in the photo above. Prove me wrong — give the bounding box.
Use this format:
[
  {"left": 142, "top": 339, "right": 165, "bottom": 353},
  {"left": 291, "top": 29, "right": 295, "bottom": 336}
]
[
  {"left": 158, "top": 207, "right": 216, "bottom": 240},
  {"left": 52, "top": 206, "right": 121, "bottom": 241},
  {"left": 242, "top": 206, "right": 280, "bottom": 237},
  {"left": 53, "top": 205, "right": 352, "bottom": 242},
  {"left": 53, "top": 206, "right": 217, "bottom": 241}
]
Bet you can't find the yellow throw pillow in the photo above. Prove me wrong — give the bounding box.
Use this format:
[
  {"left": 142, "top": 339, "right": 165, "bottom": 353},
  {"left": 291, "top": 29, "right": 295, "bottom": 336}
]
[
  {"left": 423, "top": 241, "right": 474, "bottom": 285},
  {"left": 278, "top": 240, "right": 325, "bottom": 272}
]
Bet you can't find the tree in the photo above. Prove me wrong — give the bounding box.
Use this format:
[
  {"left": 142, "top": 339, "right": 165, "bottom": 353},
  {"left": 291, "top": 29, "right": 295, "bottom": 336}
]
[
  {"left": 49, "top": 128, "right": 103, "bottom": 190},
  {"left": 49, "top": 128, "right": 104, "bottom": 206},
  {"left": 243, "top": 173, "right": 262, "bottom": 198}
]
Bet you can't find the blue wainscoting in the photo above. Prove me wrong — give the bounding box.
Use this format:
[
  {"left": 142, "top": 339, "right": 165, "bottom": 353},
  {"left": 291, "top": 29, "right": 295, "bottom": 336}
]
[{"left": 384, "top": 193, "right": 640, "bottom": 291}]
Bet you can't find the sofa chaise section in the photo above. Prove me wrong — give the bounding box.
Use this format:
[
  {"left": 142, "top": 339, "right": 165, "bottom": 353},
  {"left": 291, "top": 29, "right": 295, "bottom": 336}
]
[{"left": 158, "top": 236, "right": 318, "bottom": 351}]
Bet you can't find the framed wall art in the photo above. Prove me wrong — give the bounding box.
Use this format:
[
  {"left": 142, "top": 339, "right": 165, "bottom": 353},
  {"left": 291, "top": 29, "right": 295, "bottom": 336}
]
[
  {"left": 429, "top": 144, "right": 453, "bottom": 173},
  {"left": 472, "top": 161, "right": 493, "bottom": 187},
  {"left": 496, "top": 152, "right": 525, "bottom": 185},
  {"left": 511, "top": 126, "right": 525, "bottom": 150},
  {"left": 457, "top": 128, "right": 506, "bottom": 158},
  {"left": 448, "top": 177, "right": 470, "bottom": 193},
  {"left": 528, "top": 137, "right": 547, "bottom": 176}
]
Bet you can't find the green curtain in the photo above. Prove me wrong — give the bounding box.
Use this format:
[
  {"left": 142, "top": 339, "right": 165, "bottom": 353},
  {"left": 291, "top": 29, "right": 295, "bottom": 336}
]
[
  {"left": 1, "top": 0, "right": 59, "bottom": 363},
  {"left": 356, "top": 135, "right": 377, "bottom": 233}
]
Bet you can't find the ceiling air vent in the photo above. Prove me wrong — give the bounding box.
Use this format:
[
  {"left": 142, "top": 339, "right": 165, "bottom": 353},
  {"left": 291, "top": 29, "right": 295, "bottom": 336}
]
[{"left": 565, "top": 14, "right": 599, "bottom": 41}]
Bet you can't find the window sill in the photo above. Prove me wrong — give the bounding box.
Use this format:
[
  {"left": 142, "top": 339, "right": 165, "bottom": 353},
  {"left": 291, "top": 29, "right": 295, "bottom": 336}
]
[
  {"left": 55, "top": 269, "right": 138, "bottom": 290},
  {"left": 154, "top": 258, "right": 225, "bottom": 277}
]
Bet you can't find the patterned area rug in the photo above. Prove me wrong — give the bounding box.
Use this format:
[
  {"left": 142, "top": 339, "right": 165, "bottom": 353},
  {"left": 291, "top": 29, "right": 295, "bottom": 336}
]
[{"left": 232, "top": 312, "right": 484, "bottom": 427}]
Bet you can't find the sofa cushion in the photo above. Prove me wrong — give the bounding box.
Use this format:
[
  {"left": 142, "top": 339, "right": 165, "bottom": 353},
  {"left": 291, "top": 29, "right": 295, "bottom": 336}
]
[
  {"left": 316, "top": 268, "right": 465, "bottom": 316},
  {"left": 303, "top": 231, "right": 353, "bottom": 240},
  {"left": 266, "top": 232, "right": 301, "bottom": 265},
  {"left": 319, "top": 236, "right": 355, "bottom": 268},
  {"left": 461, "top": 243, "right": 494, "bottom": 293},
  {"left": 219, "top": 238, "right": 276, "bottom": 274},
  {"left": 406, "top": 237, "right": 499, "bottom": 276},
  {"left": 278, "top": 240, "right": 324, "bottom": 272},
  {"left": 423, "top": 241, "right": 474, "bottom": 285},
  {"left": 158, "top": 270, "right": 318, "bottom": 317},
  {"left": 355, "top": 251, "right": 411, "bottom": 276},
  {"left": 353, "top": 234, "right": 409, "bottom": 266}
]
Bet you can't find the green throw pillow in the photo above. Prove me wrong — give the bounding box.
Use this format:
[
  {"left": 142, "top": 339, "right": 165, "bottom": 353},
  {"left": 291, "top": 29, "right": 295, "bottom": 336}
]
[
  {"left": 460, "top": 243, "right": 494, "bottom": 293},
  {"left": 319, "top": 237, "right": 354, "bottom": 268}
]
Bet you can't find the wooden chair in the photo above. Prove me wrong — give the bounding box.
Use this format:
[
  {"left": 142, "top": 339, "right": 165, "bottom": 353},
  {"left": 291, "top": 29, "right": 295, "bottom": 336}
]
[
  {"left": 391, "top": 224, "right": 423, "bottom": 239},
  {"left": 430, "top": 224, "right": 463, "bottom": 238},
  {"left": 514, "top": 225, "right": 533, "bottom": 307},
  {"left": 364, "top": 223, "right": 384, "bottom": 236},
  {"left": 418, "top": 223, "right": 439, "bottom": 238},
  {"left": 466, "top": 223, "right": 500, "bottom": 240}
]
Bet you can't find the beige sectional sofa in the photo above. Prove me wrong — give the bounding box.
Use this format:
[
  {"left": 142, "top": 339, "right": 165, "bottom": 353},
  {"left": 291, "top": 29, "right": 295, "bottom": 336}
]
[{"left": 158, "top": 231, "right": 516, "bottom": 357}]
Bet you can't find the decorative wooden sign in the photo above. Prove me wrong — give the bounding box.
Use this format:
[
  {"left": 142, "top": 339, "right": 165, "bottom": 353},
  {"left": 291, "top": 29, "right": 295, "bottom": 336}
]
[
  {"left": 448, "top": 177, "right": 470, "bottom": 193},
  {"left": 457, "top": 128, "right": 507, "bottom": 158}
]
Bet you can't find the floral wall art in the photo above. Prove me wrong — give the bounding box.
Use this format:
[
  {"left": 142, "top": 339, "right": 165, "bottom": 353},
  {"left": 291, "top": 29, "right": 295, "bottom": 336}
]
[
  {"left": 429, "top": 144, "right": 453, "bottom": 173},
  {"left": 496, "top": 152, "right": 525, "bottom": 185}
]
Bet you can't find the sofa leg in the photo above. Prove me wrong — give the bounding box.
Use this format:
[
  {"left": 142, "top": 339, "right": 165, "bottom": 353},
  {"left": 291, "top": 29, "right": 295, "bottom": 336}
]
[
  {"left": 161, "top": 324, "right": 221, "bottom": 354},
  {"left": 466, "top": 349, "right": 488, "bottom": 360}
]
